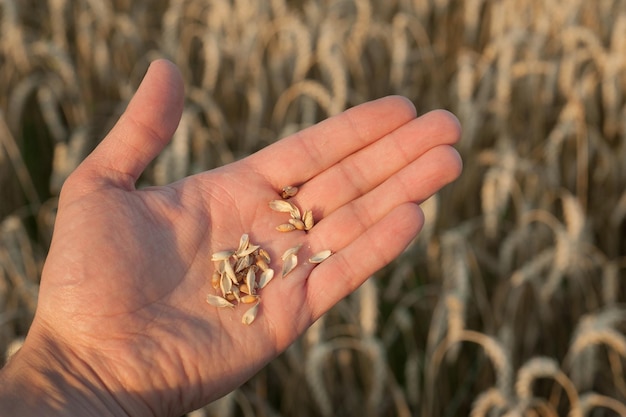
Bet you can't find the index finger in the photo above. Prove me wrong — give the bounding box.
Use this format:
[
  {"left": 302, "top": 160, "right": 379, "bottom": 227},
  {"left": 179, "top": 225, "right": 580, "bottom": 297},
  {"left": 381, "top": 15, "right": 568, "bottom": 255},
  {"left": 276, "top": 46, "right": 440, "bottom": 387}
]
[{"left": 246, "top": 96, "right": 417, "bottom": 187}]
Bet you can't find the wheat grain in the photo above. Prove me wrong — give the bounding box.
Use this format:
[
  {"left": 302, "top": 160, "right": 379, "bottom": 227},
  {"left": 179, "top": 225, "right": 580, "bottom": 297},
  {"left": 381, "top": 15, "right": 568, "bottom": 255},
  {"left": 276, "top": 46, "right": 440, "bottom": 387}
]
[{"left": 308, "top": 250, "right": 331, "bottom": 264}]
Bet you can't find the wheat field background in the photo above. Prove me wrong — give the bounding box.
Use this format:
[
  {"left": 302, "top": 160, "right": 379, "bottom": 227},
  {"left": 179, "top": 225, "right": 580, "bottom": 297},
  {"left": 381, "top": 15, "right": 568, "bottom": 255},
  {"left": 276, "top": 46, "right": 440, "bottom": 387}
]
[{"left": 1, "top": 0, "right": 626, "bottom": 416}]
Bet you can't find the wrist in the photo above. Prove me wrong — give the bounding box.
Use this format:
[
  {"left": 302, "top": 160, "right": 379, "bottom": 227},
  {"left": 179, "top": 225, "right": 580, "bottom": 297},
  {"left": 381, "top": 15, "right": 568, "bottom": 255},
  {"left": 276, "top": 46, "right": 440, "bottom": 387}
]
[{"left": 0, "top": 322, "right": 131, "bottom": 417}]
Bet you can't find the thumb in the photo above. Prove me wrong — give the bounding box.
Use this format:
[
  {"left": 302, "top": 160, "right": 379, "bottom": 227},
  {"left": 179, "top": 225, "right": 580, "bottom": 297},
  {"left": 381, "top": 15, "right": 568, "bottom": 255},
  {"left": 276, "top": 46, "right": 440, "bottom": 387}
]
[{"left": 78, "top": 59, "right": 184, "bottom": 190}]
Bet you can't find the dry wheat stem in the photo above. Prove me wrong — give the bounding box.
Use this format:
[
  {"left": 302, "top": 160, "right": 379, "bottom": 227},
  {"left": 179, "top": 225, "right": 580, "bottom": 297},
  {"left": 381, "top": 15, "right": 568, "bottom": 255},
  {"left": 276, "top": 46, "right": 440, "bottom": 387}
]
[{"left": 3, "top": 0, "right": 626, "bottom": 413}]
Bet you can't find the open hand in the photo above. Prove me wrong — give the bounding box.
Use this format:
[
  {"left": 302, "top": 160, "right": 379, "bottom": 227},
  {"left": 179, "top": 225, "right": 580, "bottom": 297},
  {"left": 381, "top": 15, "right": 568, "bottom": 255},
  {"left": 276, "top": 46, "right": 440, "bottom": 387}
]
[{"left": 1, "top": 59, "right": 461, "bottom": 417}]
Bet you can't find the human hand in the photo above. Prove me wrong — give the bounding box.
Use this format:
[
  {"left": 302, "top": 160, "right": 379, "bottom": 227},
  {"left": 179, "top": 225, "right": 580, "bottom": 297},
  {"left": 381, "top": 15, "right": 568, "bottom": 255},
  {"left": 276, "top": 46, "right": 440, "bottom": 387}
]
[{"left": 0, "top": 59, "right": 461, "bottom": 417}]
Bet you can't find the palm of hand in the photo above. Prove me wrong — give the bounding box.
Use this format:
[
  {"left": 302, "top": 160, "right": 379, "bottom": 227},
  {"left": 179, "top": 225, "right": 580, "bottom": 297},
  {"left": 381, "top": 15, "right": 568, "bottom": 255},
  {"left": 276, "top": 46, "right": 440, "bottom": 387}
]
[{"left": 31, "top": 60, "right": 461, "bottom": 416}]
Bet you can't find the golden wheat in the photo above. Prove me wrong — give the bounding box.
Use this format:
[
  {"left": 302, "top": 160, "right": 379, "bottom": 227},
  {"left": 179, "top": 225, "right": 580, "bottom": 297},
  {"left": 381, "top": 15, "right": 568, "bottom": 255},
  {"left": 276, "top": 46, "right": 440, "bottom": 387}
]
[{"left": 1, "top": 0, "right": 626, "bottom": 415}]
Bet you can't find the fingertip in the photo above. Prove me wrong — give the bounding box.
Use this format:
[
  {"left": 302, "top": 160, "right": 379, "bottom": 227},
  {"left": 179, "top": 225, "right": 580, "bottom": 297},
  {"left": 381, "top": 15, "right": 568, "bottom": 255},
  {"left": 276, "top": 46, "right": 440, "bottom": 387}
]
[
  {"left": 382, "top": 95, "right": 418, "bottom": 118},
  {"left": 396, "top": 201, "right": 426, "bottom": 239},
  {"left": 128, "top": 59, "right": 185, "bottom": 136},
  {"left": 420, "top": 109, "right": 462, "bottom": 146},
  {"left": 448, "top": 145, "right": 463, "bottom": 179},
  {"left": 77, "top": 59, "right": 185, "bottom": 189},
  {"left": 149, "top": 59, "right": 185, "bottom": 100},
  {"left": 342, "top": 95, "right": 418, "bottom": 135},
  {"left": 421, "top": 144, "right": 464, "bottom": 193},
  {"left": 250, "top": 94, "right": 420, "bottom": 187},
  {"left": 411, "top": 200, "right": 426, "bottom": 231}
]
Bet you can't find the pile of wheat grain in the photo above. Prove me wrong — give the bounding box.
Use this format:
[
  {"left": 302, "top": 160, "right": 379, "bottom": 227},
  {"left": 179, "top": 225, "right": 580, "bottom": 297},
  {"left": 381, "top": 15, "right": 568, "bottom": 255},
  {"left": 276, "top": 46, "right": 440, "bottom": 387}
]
[{"left": 1, "top": 0, "right": 625, "bottom": 415}]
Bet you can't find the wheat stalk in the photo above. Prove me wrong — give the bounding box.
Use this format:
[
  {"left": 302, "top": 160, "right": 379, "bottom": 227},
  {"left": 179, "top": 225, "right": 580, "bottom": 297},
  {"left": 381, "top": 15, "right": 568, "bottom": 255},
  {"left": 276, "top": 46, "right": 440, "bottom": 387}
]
[
  {"left": 0, "top": 112, "right": 40, "bottom": 207},
  {"left": 305, "top": 336, "right": 387, "bottom": 417},
  {"left": 154, "top": 120, "right": 189, "bottom": 184},
  {"left": 425, "top": 330, "right": 513, "bottom": 415},
  {"left": 515, "top": 356, "right": 580, "bottom": 412},
  {"left": 572, "top": 392, "right": 626, "bottom": 417},
  {"left": 0, "top": 0, "right": 31, "bottom": 70},
  {"left": 272, "top": 79, "right": 334, "bottom": 127},
  {"left": 3, "top": 0, "right": 626, "bottom": 414},
  {"left": 357, "top": 278, "right": 378, "bottom": 338},
  {"left": 0, "top": 219, "right": 39, "bottom": 315},
  {"left": 565, "top": 307, "right": 626, "bottom": 392},
  {"left": 316, "top": 21, "right": 348, "bottom": 114},
  {"left": 470, "top": 387, "right": 509, "bottom": 417},
  {"left": 304, "top": 342, "right": 341, "bottom": 417}
]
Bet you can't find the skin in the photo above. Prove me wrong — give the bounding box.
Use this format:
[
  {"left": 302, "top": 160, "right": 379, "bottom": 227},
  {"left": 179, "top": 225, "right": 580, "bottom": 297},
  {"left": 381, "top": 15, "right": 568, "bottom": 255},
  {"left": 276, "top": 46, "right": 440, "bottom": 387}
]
[{"left": 0, "top": 59, "right": 462, "bottom": 417}]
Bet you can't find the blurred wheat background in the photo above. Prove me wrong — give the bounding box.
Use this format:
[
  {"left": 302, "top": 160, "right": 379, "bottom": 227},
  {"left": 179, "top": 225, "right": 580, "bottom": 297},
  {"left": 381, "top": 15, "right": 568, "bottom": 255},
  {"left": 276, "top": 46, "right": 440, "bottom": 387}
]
[{"left": 1, "top": 0, "right": 626, "bottom": 415}]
